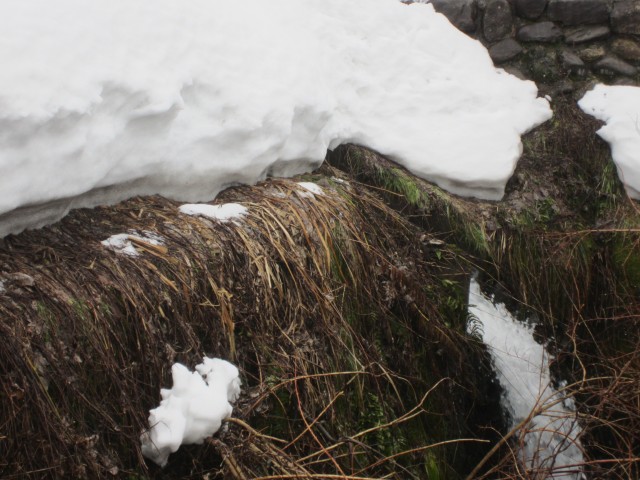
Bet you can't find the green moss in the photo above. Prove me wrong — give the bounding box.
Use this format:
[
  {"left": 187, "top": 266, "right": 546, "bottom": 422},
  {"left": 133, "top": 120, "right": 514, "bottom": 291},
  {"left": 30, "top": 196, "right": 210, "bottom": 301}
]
[
  {"left": 522, "top": 45, "right": 562, "bottom": 84},
  {"left": 372, "top": 165, "right": 430, "bottom": 210},
  {"left": 512, "top": 197, "right": 559, "bottom": 231},
  {"left": 35, "top": 300, "right": 55, "bottom": 323},
  {"left": 374, "top": 162, "right": 492, "bottom": 257},
  {"left": 69, "top": 298, "right": 91, "bottom": 320},
  {"left": 461, "top": 223, "right": 491, "bottom": 256}
]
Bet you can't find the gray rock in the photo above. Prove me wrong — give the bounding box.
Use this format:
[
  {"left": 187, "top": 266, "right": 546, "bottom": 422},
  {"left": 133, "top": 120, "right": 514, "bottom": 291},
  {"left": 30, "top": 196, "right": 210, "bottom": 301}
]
[
  {"left": 612, "top": 77, "right": 638, "bottom": 86},
  {"left": 577, "top": 45, "right": 606, "bottom": 62},
  {"left": 503, "top": 65, "right": 528, "bottom": 80},
  {"left": 547, "top": 0, "right": 611, "bottom": 26},
  {"left": 611, "top": 38, "right": 640, "bottom": 64},
  {"left": 594, "top": 55, "right": 638, "bottom": 76},
  {"left": 430, "top": 0, "right": 478, "bottom": 33},
  {"left": 560, "top": 49, "right": 588, "bottom": 76},
  {"left": 564, "top": 25, "right": 610, "bottom": 44},
  {"left": 489, "top": 38, "right": 523, "bottom": 63},
  {"left": 517, "top": 21, "right": 563, "bottom": 42},
  {"left": 514, "top": 0, "right": 548, "bottom": 19},
  {"left": 560, "top": 49, "right": 584, "bottom": 67},
  {"left": 611, "top": 1, "right": 640, "bottom": 35},
  {"left": 483, "top": 0, "right": 513, "bottom": 42}
]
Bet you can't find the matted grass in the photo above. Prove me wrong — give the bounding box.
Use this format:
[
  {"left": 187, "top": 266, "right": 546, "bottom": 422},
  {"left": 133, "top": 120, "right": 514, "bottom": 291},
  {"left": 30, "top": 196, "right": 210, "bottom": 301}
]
[{"left": 0, "top": 166, "right": 503, "bottom": 479}]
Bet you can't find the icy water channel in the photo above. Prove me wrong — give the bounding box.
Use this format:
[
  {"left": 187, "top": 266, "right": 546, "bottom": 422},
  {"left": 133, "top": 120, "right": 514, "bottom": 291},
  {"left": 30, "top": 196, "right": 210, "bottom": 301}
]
[{"left": 468, "top": 279, "right": 586, "bottom": 479}]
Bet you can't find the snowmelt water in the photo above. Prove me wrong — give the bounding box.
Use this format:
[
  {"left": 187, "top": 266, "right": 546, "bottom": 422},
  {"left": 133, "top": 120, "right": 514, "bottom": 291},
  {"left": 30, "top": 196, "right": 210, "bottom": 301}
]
[
  {"left": 0, "top": 0, "right": 551, "bottom": 238},
  {"left": 468, "top": 279, "right": 585, "bottom": 479}
]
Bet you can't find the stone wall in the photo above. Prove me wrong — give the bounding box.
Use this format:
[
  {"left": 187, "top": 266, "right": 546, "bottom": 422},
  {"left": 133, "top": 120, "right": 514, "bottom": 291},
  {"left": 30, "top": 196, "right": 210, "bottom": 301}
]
[{"left": 424, "top": 0, "right": 640, "bottom": 93}]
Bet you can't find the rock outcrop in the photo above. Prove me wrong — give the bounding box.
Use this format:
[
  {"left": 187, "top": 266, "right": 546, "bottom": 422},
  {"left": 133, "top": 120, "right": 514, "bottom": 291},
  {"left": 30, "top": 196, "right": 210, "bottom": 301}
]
[{"left": 420, "top": 0, "right": 640, "bottom": 92}]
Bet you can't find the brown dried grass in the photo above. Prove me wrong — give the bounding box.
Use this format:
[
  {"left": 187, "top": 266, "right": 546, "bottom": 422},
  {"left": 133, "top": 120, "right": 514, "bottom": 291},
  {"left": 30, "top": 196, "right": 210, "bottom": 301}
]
[{"left": 0, "top": 166, "right": 501, "bottom": 479}]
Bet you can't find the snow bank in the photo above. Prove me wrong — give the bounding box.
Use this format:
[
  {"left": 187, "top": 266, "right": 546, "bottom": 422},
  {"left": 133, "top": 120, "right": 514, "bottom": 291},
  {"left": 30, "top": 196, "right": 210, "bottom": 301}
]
[
  {"left": 141, "top": 357, "right": 240, "bottom": 467},
  {"left": 469, "top": 279, "right": 584, "bottom": 479},
  {"left": 179, "top": 203, "right": 248, "bottom": 222},
  {"left": 579, "top": 85, "right": 640, "bottom": 200},
  {"left": 0, "top": 0, "right": 551, "bottom": 237}
]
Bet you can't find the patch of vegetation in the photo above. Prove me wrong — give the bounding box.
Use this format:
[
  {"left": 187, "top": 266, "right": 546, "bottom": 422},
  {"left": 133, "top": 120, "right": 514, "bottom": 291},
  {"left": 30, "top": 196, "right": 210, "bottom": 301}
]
[
  {"left": 0, "top": 173, "right": 503, "bottom": 479},
  {"left": 328, "top": 96, "right": 639, "bottom": 479}
]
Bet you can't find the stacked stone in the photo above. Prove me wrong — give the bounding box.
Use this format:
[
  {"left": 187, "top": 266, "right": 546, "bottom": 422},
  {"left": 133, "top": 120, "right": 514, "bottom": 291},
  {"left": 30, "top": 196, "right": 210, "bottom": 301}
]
[{"left": 426, "top": 0, "right": 640, "bottom": 90}]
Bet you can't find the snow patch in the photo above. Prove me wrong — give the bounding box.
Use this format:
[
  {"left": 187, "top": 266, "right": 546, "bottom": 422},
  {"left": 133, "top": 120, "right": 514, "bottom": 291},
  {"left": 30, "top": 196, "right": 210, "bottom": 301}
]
[
  {"left": 0, "top": 0, "right": 551, "bottom": 238},
  {"left": 101, "top": 234, "right": 139, "bottom": 256},
  {"left": 179, "top": 203, "right": 248, "bottom": 222},
  {"left": 579, "top": 84, "right": 640, "bottom": 199},
  {"left": 101, "top": 231, "right": 163, "bottom": 257},
  {"left": 141, "top": 357, "right": 240, "bottom": 467},
  {"left": 469, "top": 279, "right": 585, "bottom": 479},
  {"left": 296, "top": 182, "right": 325, "bottom": 198}
]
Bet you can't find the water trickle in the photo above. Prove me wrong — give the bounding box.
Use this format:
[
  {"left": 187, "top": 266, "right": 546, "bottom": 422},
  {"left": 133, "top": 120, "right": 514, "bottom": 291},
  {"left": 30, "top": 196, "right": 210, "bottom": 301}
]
[{"left": 468, "top": 278, "right": 585, "bottom": 479}]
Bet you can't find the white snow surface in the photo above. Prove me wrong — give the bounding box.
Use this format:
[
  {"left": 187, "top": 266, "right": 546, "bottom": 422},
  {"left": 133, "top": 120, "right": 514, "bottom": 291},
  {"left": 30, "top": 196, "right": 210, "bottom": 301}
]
[
  {"left": 579, "top": 84, "right": 640, "bottom": 199},
  {"left": 469, "top": 279, "right": 585, "bottom": 479},
  {"left": 101, "top": 231, "right": 163, "bottom": 257},
  {"left": 297, "top": 182, "right": 325, "bottom": 197},
  {"left": 141, "top": 357, "right": 240, "bottom": 467},
  {"left": 0, "top": 0, "right": 551, "bottom": 238},
  {"left": 179, "top": 203, "right": 248, "bottom": 222}
]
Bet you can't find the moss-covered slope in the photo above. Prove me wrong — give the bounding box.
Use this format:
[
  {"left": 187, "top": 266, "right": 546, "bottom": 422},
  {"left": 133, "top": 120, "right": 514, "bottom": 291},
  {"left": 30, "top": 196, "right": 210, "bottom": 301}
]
[{"left": 327, "top": 97, "right": 640, "bottom": 479}]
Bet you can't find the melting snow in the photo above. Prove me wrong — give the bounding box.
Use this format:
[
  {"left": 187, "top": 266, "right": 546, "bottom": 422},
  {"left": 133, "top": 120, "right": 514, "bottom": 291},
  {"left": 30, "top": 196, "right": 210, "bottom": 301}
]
[
  {"left": 579, "top": 84, "right": 640, "bottom": 199},
  {"left": 296, "top": 182, "right": 325, "bottom": 197},
  {"left": 179, "top": 203, "right": 248, "bottom": 222},
  {"left": 101, "top": 231, "right": 163, "bottom": 257},
  {"left": 468, "top": 279, "right": 585, "bottom": 479},
  {"left": 141, "top": 357, "right": 241, "bottom": 467},
  {"left": 0, "top": 0, "right": 550, "bottom": 238}
]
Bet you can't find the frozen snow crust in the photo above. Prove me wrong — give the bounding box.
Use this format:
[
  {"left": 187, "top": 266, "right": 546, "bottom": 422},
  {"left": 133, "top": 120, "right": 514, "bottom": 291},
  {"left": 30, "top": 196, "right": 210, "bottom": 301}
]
[
  {"left": 141, "top": 358, "right": 241, "bottom": 467},
  {"left": 579, "top": 85, "right": 640, "bottom": 200},
  {"left": 0, "top": 0, "right": 551, "bottom": 237}
]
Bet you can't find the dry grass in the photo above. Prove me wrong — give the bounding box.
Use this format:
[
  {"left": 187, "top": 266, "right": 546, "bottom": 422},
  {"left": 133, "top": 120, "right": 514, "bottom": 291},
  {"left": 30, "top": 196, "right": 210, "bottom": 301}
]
[
  {"left": 2, "top": 94, "right": 638, "bottom": 479},
  {"left": 0, "top": 166, "right": 502, "bottom": 479}
]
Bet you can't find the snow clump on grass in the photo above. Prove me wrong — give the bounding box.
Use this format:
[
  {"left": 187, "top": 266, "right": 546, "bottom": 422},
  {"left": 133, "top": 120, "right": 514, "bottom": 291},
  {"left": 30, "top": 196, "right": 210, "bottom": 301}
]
[
  {"left": 141, "top": 357, "right": 241, "bottom": 467},
  {"left": 179, "top": 203, "right": 248, "bottom": 222},
  {"left": 296, "top": 182, "right": 325, "bottom": 197},
  {"left": 101, "top": 231, "right": 164, "bottom": 257}
]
